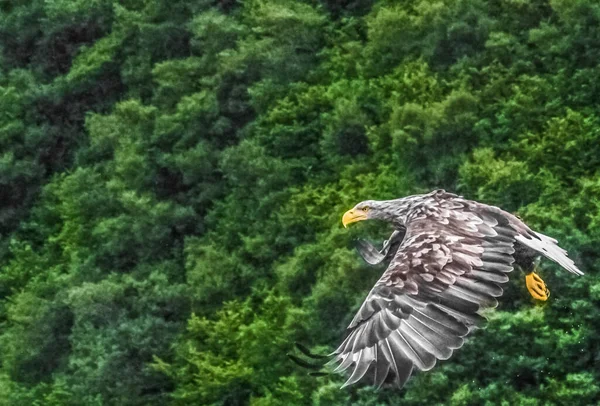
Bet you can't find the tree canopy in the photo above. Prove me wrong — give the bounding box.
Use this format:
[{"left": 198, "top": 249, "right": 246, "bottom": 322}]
[{"left": 1, "top": 0, "right": 599, "bottom": 404}]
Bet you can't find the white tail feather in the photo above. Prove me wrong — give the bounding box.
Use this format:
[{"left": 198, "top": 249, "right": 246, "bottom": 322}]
[{"left": 515, "top": 232, "right": 583, "bottom": 276}]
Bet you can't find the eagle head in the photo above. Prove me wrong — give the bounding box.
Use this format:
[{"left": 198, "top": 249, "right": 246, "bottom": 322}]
[{"left": 342, "top": 199, "right": 411, "bottom": 227}]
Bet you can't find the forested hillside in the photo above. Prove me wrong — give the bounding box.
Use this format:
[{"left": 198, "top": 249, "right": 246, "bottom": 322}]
[{"left": 1, "top": 0, "right": 599, "bottom": 404}]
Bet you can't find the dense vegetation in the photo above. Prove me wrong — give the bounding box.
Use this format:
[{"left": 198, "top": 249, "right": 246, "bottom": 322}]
[{"left": 1, "top": 0, "right": 599, "bottom": 404}]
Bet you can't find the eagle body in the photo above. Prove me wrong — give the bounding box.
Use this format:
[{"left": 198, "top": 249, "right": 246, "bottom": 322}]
[{"left": 334, "top": 190, "right": 582, "bottom": 389}]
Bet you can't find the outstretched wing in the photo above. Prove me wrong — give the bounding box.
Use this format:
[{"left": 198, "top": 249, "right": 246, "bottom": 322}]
[{"left": 331, "top": 196, "right": 518, "bottom": 389}]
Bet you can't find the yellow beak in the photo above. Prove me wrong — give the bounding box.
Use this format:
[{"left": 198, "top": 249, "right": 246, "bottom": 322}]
[{"left": 342, "top": 209, "right": 367, "bottom": 228}]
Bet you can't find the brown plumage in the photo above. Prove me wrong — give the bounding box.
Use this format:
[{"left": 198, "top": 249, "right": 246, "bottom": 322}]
[{"left": 334, "top": 189, "right": 583, "bottom": 389}]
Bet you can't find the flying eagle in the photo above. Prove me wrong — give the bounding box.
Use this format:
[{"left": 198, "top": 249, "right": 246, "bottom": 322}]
[{"left": 293, "top": 190, "right": 583, "bottom": 389}]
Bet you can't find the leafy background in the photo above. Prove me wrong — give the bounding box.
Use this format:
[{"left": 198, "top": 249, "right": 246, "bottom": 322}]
[{"left": 1, "top": 0, "right": 599, "bottom": 404}]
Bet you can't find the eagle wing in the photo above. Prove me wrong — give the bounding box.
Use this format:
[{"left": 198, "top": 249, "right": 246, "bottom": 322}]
[
  {"left": 331, "top": 196, "right": 519, "bottom": 388},
  {"left": 355, "top": 229, "right": 406, "bottom": 265}
]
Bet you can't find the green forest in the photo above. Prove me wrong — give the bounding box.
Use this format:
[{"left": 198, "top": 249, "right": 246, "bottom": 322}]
[{"left": 1, "top": 0, "right": 599, "bottom": 404}]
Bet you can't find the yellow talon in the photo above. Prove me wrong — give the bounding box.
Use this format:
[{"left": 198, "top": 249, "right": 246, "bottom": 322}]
[{"left": 526, "top": 272, "right": 550, "bottom": 301}]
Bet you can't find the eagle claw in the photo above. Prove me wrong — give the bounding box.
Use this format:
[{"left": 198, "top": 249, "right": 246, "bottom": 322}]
[{"left": 526, "top": 272, "right": 550, "bottom": 301}]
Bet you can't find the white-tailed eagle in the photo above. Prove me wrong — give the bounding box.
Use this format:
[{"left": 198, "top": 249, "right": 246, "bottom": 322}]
[{"left": 293, "top": 189, "right": 583, "bottom": 389}]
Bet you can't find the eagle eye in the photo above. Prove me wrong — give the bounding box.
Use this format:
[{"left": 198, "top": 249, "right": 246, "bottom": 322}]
[{"left": 362, "top": 207, "right": 369, "bottom": 212}]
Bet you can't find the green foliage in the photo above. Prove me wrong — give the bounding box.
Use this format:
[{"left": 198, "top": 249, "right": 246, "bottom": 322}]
[
  {"left": 1, "top": 0, "right": 600, "bottom": 404},
  {"left": 153, "top": 292, "right": 301, "bottom": 405}
]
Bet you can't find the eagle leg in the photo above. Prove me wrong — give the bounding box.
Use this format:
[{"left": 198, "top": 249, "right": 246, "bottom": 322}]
[
  {"left": 525, "top": 271, "right": 550, "bottom": 301},
  {"left": 515, "top": 243, "right": 550, "bottom": 301}
]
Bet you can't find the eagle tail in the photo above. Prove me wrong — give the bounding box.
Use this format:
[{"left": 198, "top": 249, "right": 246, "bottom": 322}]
[{"left": 515, "top": 232, "right": 583, "bottom": 276}]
